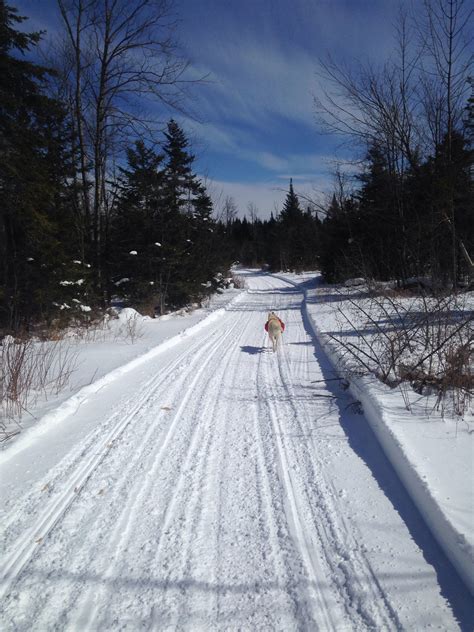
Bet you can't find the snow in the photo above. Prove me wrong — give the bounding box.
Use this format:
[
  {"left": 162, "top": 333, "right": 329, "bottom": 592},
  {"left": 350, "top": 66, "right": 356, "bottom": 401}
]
[
  {"left": 59, "top": 278, "right": 84, "bottom": 286},
  {"left": 117, "top": 307, "right": 141, "bottom": 322},
  {"left": 114, "top": 277, "right": 130, "bottom": 286},
  {"left": 344, "top": 277, "right": 365, "bottom": 287},
  {"left": 0, "top": 287, "right": 241, "bottom": 449},
  {"left": 0, "top": 271, "right": 472, "bottom": 630},
  {"left": 278, "top": 271, "right": 474, "bottom": 595}
]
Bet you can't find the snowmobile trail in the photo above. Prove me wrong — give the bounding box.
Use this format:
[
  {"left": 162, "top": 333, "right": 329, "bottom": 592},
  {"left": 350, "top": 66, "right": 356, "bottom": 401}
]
[{"left": 0, "top": 271, "right": 471, "bottom": 630}]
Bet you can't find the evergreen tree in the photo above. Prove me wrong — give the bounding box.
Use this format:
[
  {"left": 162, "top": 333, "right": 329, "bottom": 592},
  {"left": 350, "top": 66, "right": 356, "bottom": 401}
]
[
  {"left": 109, "top": 140, "right": 165, "bottom": 303},
  {"left": 264, "top": 212, "right": 280, "bottom": 269},
  {"left": 0, "top": 1, "right": 84, "bottom": 330},
  {"left": 278, "top": 179, "right": 319, "bottom": 271},
  {"left": 158, "top": 119, "right": 202, "bottom": 309},
  {"left": 319, "top": 195, "right": 353, "bottom": 282},
  {"left": 354, "top": 144, "right": 404, "bottom": 281},
  {"left": 182, "top": 184, "right": 226, "bottom": 300},
  {"left": 162, "top": 119, "right": 200, "bottom": 214},
  {"left": 414, "top": 131, "right": 474, "bottom": 285},
  {"left": 110, "top": 123, "right": 229, "bottom": 313},
  {"left": 280, "top": 179, "right": 301, "bottom": 220}
]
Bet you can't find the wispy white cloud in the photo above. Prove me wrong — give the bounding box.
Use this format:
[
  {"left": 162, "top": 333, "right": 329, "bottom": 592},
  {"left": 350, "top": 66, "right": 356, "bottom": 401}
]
[
  {"left": 19, "top": 0, "right": 403, "bottom": 213},
  {"left": 182, "top": 0, "right": 401, "bottom": 135},
  {"left": 187, "top": 118, "right": 339, "bottom": 179},
  {"left": 188, "top": 41, "right": 318, "bottom": 130}
]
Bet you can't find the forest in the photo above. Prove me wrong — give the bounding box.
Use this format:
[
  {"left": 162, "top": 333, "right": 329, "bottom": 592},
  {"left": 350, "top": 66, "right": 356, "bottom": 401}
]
[{"left": 0, "top": 0, "right": 472, "bottom": 335}]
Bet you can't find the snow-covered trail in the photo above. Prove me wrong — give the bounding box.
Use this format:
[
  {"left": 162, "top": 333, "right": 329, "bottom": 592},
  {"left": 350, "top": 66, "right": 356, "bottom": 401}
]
[{"left": 0, "top": 271, "right": 470, "bottom": 630}]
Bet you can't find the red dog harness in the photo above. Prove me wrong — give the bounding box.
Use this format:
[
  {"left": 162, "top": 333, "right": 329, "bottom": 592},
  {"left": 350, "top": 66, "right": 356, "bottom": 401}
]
[{"left": 265, "top": 317, "right": 285, "bottom": 332}]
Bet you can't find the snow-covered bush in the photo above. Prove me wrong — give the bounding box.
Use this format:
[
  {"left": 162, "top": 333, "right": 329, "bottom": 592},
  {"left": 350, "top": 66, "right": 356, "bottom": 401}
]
[{"left": 114, "top": 308, "right": 144, "bottom": 344}]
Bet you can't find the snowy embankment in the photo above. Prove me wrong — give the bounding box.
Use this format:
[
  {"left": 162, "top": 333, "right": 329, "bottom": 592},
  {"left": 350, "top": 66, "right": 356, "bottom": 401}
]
[
  {"left": 278, "top": 272, "right": 474, "bottom": 595},
  {"left": 0, "top": 288, "right": 241, "bottom": 459}
]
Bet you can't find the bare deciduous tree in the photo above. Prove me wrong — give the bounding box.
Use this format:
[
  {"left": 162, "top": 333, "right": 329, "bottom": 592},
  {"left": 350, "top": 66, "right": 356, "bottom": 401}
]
[
  {"left": 419, "top": 0, "right": 473, "bottom": 151},
  {"left": 246, "top": 202, "right": 259, "bottom": 223},
  {"left": 418, "top": 0, "right": 473, "bottom": 284},
  {"left": 221, "top": 195, "right": 238, "bottom": 225},
  {"left": 55, "top": 0, "right": 191, "bottom": 290},
  {"left": 314, "top": 1, "right": 473, "bottom": 286}
]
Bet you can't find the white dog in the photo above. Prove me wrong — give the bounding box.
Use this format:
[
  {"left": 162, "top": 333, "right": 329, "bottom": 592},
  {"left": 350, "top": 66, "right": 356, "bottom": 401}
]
[{"left": 266, "top": 312, "right": 285, "bottom": 352}]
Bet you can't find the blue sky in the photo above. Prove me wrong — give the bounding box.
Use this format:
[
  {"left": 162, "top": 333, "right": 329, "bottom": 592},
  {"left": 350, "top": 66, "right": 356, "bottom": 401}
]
[{"left": 14, "top": 0, "right": 403, "bottom": 218}]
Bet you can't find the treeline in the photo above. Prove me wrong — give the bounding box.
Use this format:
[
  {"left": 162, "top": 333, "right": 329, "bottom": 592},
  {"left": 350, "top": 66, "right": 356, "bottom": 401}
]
[
  {"left": 315, "top": 1, "right": 473, "bottom": 286},
  {"left": 231, "top": 0, "right": 474, "bottom": 288},
  {"left": 319, "top": 125, "right": 473, "bottom": 284},
  {"left": 0, "top": 1, "right": 231, "bottom": 332},
  {"left": 231, "top": 121, "right": 473, "bottom": 287},
  {"left": 1, "top": 0, "right": 472, "bottom": 335},
  {"left": 227, "top": 180, "right": 321, "bottom": 272}
]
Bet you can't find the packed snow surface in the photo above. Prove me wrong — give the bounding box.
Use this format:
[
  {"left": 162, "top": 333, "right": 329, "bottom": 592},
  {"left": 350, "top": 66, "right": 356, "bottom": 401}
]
[{"left": 0, "top": 271, "right": 472, "bottom": 630}]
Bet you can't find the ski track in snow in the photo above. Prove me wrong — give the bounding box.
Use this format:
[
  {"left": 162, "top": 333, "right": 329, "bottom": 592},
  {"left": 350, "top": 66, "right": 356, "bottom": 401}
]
[{"left": 0, "top": 271, "right": 470, "bottom": 631}]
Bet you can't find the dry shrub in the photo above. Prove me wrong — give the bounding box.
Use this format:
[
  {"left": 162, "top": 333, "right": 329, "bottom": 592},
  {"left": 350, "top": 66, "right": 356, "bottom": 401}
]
[
  {"left": 0, "top": 335, "right": 78, "bottom": 441},
  {"left": 329, "top": 289, "right": 473, "bottom": 418},
  {"left": 114, "top": 312, "right": 144, "bottom": 344},
  {"left": 231, "top": 272, "right": 245, "bottom": 289}
]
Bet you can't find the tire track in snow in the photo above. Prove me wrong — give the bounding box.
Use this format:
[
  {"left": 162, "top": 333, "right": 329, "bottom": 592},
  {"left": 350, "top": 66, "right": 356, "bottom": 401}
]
[
  {"left": 68, "top": 312, "right": 247, "bottom": 630},
  {"left": 0, "top": 323, "right": 221, "bottom": 558},
  {"left": 206, "top": 329, "right": 299, "bottom": 629},
  {"left": 0, "top": 318, "right": 235, "bottom": 612},
  {"left": 4, "top": 328, "right": 232, "bottom": 630},
  {"left": 186, "top": 311, "right": 309, "bottom": 630},
  {"left": 276, "top": 322, "right": 401, "bottom": 630},
  {"left": 1, "top": 272, "right": 462, "bottom": 630},
  {"left": 58, "top": 311, "right": 249, "bottom": 629},
  {"left": 154, "top": 313, "right": 255, "bottom": 628},
  {"left": 253, "top": 346, "right": 328, "bottom": 630},
  {"left": 256, "top": 283, "right": 399, "bottom": 630},
  {"left": 139, "top": 313, "right": 253, "bottom": 628},
  {"left": 261, "top": 285, "right": 343, "bottom": 628},
  {"left": 258, "top": 339, "right": 342, "bottom": 628}
]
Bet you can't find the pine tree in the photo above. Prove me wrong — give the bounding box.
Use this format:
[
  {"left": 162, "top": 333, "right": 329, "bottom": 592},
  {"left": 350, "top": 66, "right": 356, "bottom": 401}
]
[
  {"left": 184, "top": 185, "right": 224, "bottom": 299},
  {"left": 162, "top": 119, "right": 200, "bottom": 214},
  {"left": 420, "top": 131, "right": 474, "bottom": 285},
  {"left": 355, "top": 145, "right": 402, "bottom": 280},
  {"left": 157, "top": 120, "right": 200, "bottom": 309},
  {"left": 319, "top": 195, "right": 353, "bottom": 282},
  {"left": 109, "top": 141, "right": 165, "bottom": 304},
  {"left": 0, "top": 1, "right": 83, "bottom": 330},
  {"left": 278, "top": 179, "right": 318, "bottom": 271},
  {"left": 279, "top": 178, "right": 302, "bottom": 221},
  {"left": 110, "top": 123, "right": 229, "bottom": 313}
]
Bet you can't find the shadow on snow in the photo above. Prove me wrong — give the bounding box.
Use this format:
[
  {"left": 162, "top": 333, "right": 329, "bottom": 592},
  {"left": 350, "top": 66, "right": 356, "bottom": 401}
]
[{"left": 299, "top": 306, "right": 474, "bottom": 631}]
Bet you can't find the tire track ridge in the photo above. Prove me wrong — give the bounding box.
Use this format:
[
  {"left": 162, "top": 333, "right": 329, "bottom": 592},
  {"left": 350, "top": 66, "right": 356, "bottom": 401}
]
[
  {"left": 263, "top": 378, "right": 338, "bottom": 630},
  {"left": 254, "top": 345, "right": 317, "bottom": 628},
  {"left": 0, "top": 327, "right": 224, "bottom": 604},
  {"left": 163, "top": 313, "right": 253, "bottom": 628},
  {"left": 276, "top": 317, "right": 401, "bottom": 630},
  {"left": 73, "top": 320, "right": 242, "bottom": 629}
]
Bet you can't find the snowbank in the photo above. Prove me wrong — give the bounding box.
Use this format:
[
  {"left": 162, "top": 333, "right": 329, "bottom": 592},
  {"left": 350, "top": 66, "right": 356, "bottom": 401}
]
[
  {"left": 310, "top": 319, "right": 474, "bottom": 595},
  {"left": 0, "top": 287, "right": 243, "bottom": 462}
]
